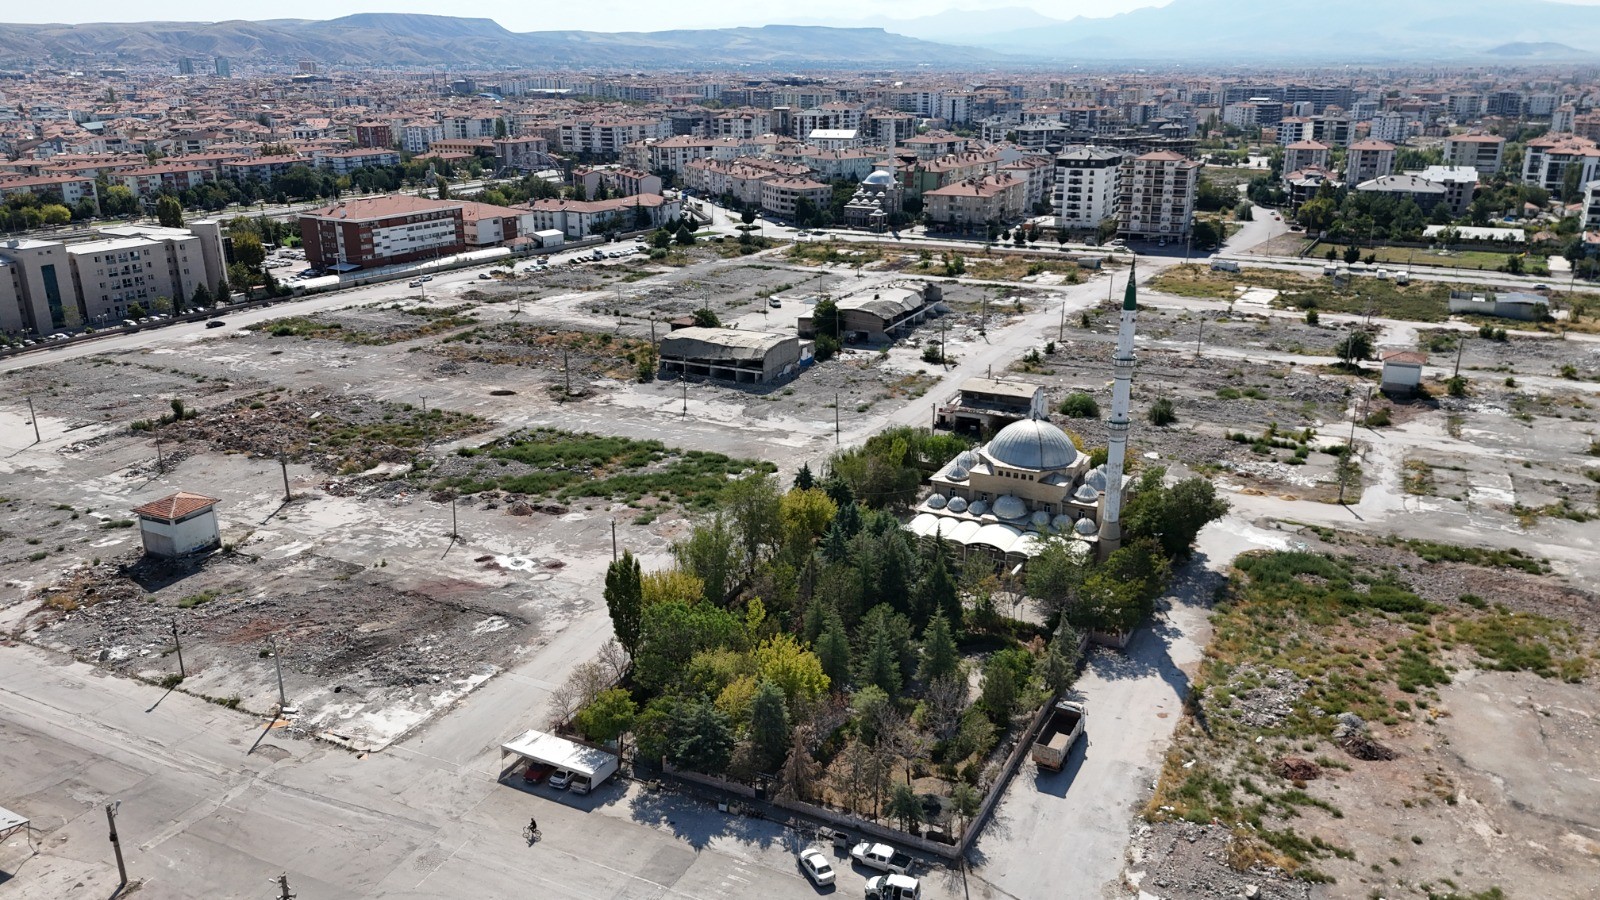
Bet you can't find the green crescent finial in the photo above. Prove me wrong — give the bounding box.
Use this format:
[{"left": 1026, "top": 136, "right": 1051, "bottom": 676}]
[{"left": 1123, "top": 263, "right": 1137, "bottom": 311}]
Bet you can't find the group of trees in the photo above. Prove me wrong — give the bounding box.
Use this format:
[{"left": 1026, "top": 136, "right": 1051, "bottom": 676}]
[
  {"left": 563, "top": 426, "right": 1226, "bottom": 833},
  {"left": 0, "top": 191, "right": 86, "bottom": 232}
]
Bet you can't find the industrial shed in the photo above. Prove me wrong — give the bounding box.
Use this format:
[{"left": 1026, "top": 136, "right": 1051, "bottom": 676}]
[
  {"left": 658, "top": 327, "right": 801, "bottom": 383},
  {"left": 798, "top": 282, "right": 941, "bottom": 344}
]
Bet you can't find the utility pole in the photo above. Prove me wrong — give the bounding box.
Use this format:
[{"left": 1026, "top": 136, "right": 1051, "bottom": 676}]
[
  {"left": 1058, "top": 296, "right": 1066, "bottom": 341},
  {"left": 27, "top": 396, "right": 41, "bottom": 444},
  {"left": 610, "top": 519, "right": 617, "bottom": 562},
  {"left": 681, "top": 381, "right": 687, "bottom": 416},
  {"left": 563, "top": 347, "right": 571, "bottom": 396},
  {"left": 279, "top": 457, "right": 291, "bottom": 503},
  {"left": 268, "top": 636, "right": 288, "bottom": 712},
  {"left": 105, "top": 802, "right": 128, "bottom": 888},
  {"left": 940, "top": 316, "right": 948, "bottom": 368},
  {"left": 1107, "top": 271, "right": 1116, "bottom": 301},
  {"left": 1453, "top": 335, "right": 1465, "bottom": 378},
  {"left": 154, "top": 434, "right": 163, "bottom": 470},
  {"left": 1195, "top": 314, "right": 1205, "bottom": 358},
  {"left": 834, "top": 391, "right": 840, "bottom": 444},
  {"left": 273, "top": 874, "right": 296, "bottom": 900},
  {"left": 450, "top": 497, "right": 458, "bottom": 539},
  {"left": 171, "top": 619, "right": 185, "bottom": 679}
]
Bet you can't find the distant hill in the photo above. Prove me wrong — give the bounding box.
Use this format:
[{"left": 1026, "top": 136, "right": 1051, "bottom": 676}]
[
  {"left": 787, "top": 7, "right": 1069, "bottom": 46},
  {"left": 0, "top": 15, "right": 1001, "bottom": 68},
  {"left": 1483, "top": 41, "right": 1595, "bottom": 59},
  {"left": 956, "top": 0, "right": 1600, "bottom": 61}
]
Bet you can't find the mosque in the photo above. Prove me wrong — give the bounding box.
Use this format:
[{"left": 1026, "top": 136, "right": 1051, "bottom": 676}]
[
  {"left": 907, "top": 417, "right": 1124, "bottom": 569},
  {"left": 907, "top": 268, "right": 1142, "bottom": 570},
  {"left": 842, "top": 169, "right": 904, "bottom": 231}
]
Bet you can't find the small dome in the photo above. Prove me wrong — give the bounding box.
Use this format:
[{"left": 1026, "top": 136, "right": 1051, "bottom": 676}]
[
  {"left": 985, "top": 419, "right": 1079, "bottom": 471},
  {"left": 954, "top": 450, "right": 980, "bottom": 469},
  {"left": 1073, "top": 484, "right": 1100, "bottom": 503},
  {"left": 862, "top": 169, "right": 896, "bottom": 186},
  {"left": 1074, "top": 518, "right": 1099, "bottom": 536},
  {"left": 993, "top": 495, "right": 1027, "bottom": 521},
  {"left": 947, "top": 465, "right": 970, "bottom": 482},
  {"left": 1031, "top": 510, "right": 1052, "bottom": 528},
  {"left": 1052, "top": 513, "right": 1075, "bottom": 531},
  {"left": 947, "top": 496, "right": 968, "bottom": 513},
  {"left": 1083, "top": 467, "right": 1109, "bottom": 492},
  {"left": 968, "top": 500, "right": 989, "bottom": 516},
  {"left": 926, "top": 494, "right": 947, "bottom": 510}
]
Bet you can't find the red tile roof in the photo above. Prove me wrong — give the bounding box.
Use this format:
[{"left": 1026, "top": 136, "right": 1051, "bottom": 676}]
[{"left": 131, "top": 491, "right": 219, "bottom": 521}]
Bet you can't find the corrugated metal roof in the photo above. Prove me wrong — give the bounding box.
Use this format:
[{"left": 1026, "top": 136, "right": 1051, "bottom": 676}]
[{"left": 659, "top": 327, "right": 792, "bottom": 362}]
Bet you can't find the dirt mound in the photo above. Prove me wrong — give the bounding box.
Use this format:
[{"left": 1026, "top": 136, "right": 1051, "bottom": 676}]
[
  {"left": 1271, "top": 756, "right": 1321, "bottom": 781},
  {"left": 1339, "top": 732, "right": 1397, "bottom": 761}
]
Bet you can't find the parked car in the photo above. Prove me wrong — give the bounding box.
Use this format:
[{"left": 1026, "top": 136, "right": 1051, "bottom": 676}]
[
  {"left": 548, "top": 769, "right": 575, "bottom": 789},
  {"left": 419, "top": 275, "right": 434, "bottom": 282},
  {"left": 769, "top": 298, "right": 781, "bottom": 307},
  {"left": 522, "top": 762, "right": 553, "bottom": 784},
  {"left": 409, "top": 280, "right": 424, "bottom": 288},
  {"left": 478, "top": 273, "right": 491, "bottom": 280},
  {"left": 570, "top": 774, "right": 594, "bottom": 795},
  {"left": 798, "top": 847, "right": 835, "bottom": 886},
  {"left": 850, "top": 842, "right": 912, "bottom": 875},
  {"left": 206, "top": 320, "right": 227, "bottom": 329},
  {"left": 865, "top": 873, "right": 921, "bottom": 899}
]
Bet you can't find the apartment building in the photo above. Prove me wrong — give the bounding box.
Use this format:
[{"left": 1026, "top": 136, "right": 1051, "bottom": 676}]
[
  {"left": 1, "top": 221, "right": 224, "bottom": 334},
  {"left": 1521, "top": 134, "right": 1600, "bottom": 194},
  {"left": 1345, "top": 139, "right": 1396, "bottom": 184},
  {"left": 524, "top": 193, "right": 681, "bottom": 239},
  {"left": 558, "top": 118, "right": 671, "bottom": 156},
  {"left": 902, "top": 132, "right": 969, "bottom": 161},
  {"left": 1000, "top": 155, "right": 1055, "bottom": 211},
  {"left": 493, "top": 136, "right": 548, "bottom": 172},
  {"left": 300, "top": 196, "right": 466, "bottom": 272},
  {"left": 1117, "top": 150, "right": 1201, "bottom": 241},
  {"left": 353, "top": 122, "right": 393, "bottom": 149},
  {"left": 1054, "top": 147, "right": 1123, "bottom": 232},
  {"left": 401, "top": 122, "right": 445, "bottom": 154},
  {"left": 1283, "top": 141, "right": 1331, "bottom": 180},
  {"left": 222, "top": 156, "right": 304, "bottom": 183},
  {"left": 1583, "top": 180, "right": 1600, "bottom": 232},
  {"left": 758, "top": 176, "right": 831, "bottom": 219},
  {"left": 0, "top": 174, "right": 98, "bottom": 211},
  {"left": 684, "top": 158, "right": 809, "bottom": 206},
  {"left": 442, "top": 200, "right": 535, "bottom": 246},
  {"left": 923, "top": 173, "right": 1026, "bottom": 229},
  {"left": 314, "top": 148, "right": 401, "bottom": 177},
  {"left": 1411, "top": 166, "right": 1478, "bottom": 217},
  {"left": 1442, "top": 133, "right": 1505, "bottom": 175},
  {"left": 711, "top": 109, "right": 773, "bottom": 141},
  {"left": 1369, "top": 112, "right": 1410, "bottom": 144},
  {"left": 909, "top": 149, "right": 1003, "bottom": 198}
]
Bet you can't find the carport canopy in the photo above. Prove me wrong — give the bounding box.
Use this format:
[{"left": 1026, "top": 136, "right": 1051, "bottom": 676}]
[
  {"left": 500, "top": 729, "right": 615, "bottom": 779},
  {"left": 0, "top": 805, "right": 28, "bottom": 842}
]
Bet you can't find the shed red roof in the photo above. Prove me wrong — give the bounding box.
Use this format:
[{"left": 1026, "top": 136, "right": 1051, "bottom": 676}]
[{"left": 131, "top": 491, "right": 219, "bottom": 521}]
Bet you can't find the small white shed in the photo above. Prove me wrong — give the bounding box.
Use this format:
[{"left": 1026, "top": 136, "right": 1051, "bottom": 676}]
[
  {"left": 131, "top": 491, "right": 221, "bottom": 558},
  {"left": 1380, "top": 351, "right": 1427, "bottom": 395}
]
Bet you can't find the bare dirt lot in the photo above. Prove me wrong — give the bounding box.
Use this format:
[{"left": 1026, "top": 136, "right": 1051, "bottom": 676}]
[{"left": 1130, "top": 533, "right": 1600, "bottom": 900}]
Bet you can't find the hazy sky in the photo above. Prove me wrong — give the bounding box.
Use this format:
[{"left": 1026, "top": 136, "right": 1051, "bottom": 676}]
[{"left": 9, "top": 0, "right": 1178, "bottom": 31}]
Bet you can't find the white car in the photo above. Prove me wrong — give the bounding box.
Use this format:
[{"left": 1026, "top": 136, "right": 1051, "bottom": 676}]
[
  {"left": 866, "top": 874, "right": 920, "bottom": 900},
  {"left": 798, "top": 847, "right": 835, "bottom": 886},
  {"left": 548, "top": 769, "right": 575, "bottom": 789}
]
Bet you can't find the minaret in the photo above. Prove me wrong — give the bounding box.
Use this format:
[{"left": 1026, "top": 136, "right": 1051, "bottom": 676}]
[{"left": 1098, "top": 265, "right": 1138, "bottom": 557}]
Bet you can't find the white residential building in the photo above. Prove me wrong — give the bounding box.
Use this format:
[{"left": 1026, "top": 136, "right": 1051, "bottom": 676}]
[
  {"left": 1117, "top": 150, "right": 1201, "bottom": 241},
  {"left": 1054, "top": 147, "right": 1123, "bottom": 233}
]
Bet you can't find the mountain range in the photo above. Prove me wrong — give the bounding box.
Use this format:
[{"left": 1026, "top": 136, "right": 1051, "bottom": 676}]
[
  {"left": 0, "top": 15, "right": 1000, "bottom": 68},
  {"left": 3, "top": 1, "right": 1600, "bottom": 69},
  {"left": 819, "top": 0, "right": 1600, "bottom": 61}
]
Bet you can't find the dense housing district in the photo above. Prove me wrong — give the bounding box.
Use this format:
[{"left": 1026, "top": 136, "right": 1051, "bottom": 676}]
[{"left": 0, "top": 41, "right": 1599, "bottom": 900}]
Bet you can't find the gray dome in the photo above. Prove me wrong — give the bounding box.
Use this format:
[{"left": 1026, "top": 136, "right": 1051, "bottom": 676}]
[
  {"left": 1052, "top": 513, "right": 1075, "bottom": 531},
  {"left": 954, "top": 450, "right": 980, "bottom": 469},
  {"left": 862, "top": 169, "right": 896, "bottom": 186},
  {"left": 947, "top": 496, "right": 968, "bottom": 513},
  {"left": 926, "top": 494, "right": 947, "bottom": 510},
  {"left": 1083, "top": 467, "right": 1109, "bottom": 492},
  {"left": 1074, "top": 518, "right": 1099, "bottom": 536},
  {"left": 967, "top": 500, "right": 989, "bottom": 517},
  {"left": 947, "top": 465, "right": 970, "bottom": 483},
  {"left": 985, "top": 419, "right": 1079, "bottom": 471},
  {"left": 1073, "top": 484, "right": 1100, "bottom": 503},
  {"left": 993, "top": 495, "right": 1027, "bottom": 521},
  {"left": 1030, "top": 510, "right": 1052, "bottom": 527}
]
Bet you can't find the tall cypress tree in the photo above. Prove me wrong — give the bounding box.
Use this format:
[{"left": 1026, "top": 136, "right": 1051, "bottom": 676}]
[{"left": 603, "top": 550, "right": 643, "bottom": 656}]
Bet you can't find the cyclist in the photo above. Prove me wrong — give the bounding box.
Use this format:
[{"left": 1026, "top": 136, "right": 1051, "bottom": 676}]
[{"left": 528, "top": 817, "right": 538, "bottom": 836}]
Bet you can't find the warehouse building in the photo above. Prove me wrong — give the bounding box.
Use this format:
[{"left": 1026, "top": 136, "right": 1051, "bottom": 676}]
[
  {"left": 658, "top": 327, "right": 801, "bottom": 383},
  {"left": 798, "top": 283, "right": 941, "bottom": 344}
]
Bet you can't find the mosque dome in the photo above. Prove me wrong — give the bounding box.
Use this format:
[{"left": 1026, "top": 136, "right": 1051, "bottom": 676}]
[
  {"left": 947, "top": 465, "right": 970, "bottom": 482},
  {"left": 1052, "top": 513, "right": 1075, "bottom": 532},
  {"left": 954, "top": 449, "right": 980, "bottom": 469},
  {"left": 1074, "top": 518, "right": 1099, "bottom": 536},
  {"left": 1031, "top": 510, "right": 1052, "bottom": 528},
  {"left": 862, "top": 170, "right": 897, "bottom": 186},
  {"left": 947, "top": 496, "right": 968, "bottom": 513},
  {"left": 967, "top": 500, "right": 989, "bottom": 517},
  {"left": 985, "top": 418, "right": 1079, "bottom": 471},
  {"left": 926, "top": 494, "right": 948, "bottom": 510},
  {"left": 993, "top": 495, "right": 1027, "bottom": 521},
  {"left": 1084, "top": 466, "right": 1110, "bottom": 491},
  {"left": 1073, "top": 484, "right": 1100, "bottom": 503}
]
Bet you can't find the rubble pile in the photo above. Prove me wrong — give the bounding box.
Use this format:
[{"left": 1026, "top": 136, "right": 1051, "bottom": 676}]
[
  {"left": 1332, "top": 712, "right": 1397, "bottom": 761},
  {"left": 1223, "top": 666, "right": 1308, "bottom": 728},
  {"left": 1127, "top": 822, "right": 1313, "bottom": 900}
]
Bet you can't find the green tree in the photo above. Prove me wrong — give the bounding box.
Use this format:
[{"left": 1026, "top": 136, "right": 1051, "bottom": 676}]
[
  {"left": 190, "top": 283, "right": 212, "bottom": 308},
  {"left": 494, "top": 117, "right": 508, "bottom": 140},
  {"left": 815, "top": 609, "right": 852, "bottom": 690},
  {"left": 675, "top": 225, "right": 695, "bottom": 246},
  {"left": 912, "top": 547, "right": 960, "bottom": 629},
  {"left": 1148, "top": 397, "right": 1177, "bottom": 426},
  {"left": 950, "top": 781, "right": 982, "bottom": 833},
  {"left": 1038, "top": 623, "right": 1083, "bottom": 695},
  {"left": 1335, "top": 330, "right": 1374, "bottom": 364},
  {"left": 748, "top": 679, "right": 790, "bottom": 772},
  {"left": 1122, "top": 468, "right": 1231, "bottom": 561},
  {"left": 39, "top": 204, "right": 71, "bottom": 226},
  {"left": 917, "top": 612, "right": 960, "bottom": 683},
  {"left": 672, "top": 513, "right": 740, "bottom": 604},
  {"left": 635, "top": 600, "right": 743, "bottom": 692},
  {"left": 755, "top": 634, "right": 829, "bottom": 709},
  {"left": 604, "top": 550, "right": 643, "bottom": 656},
  {"left": 1025, "top": 535, "right": 1088, "bottom": 617},
  {"left": 1296, "top": 196, "right": 1337, "bottom": 231},
  {"left": 575, "top": 687, "right": 636, "bottom": 749},
  {"left": 1057, "top": 392, "right": 1100, "bottom": 418},
  {"left": 887, "top": 783, "right": 924, "bottom": 831},
  {"left": 215, "top": 279, "right": 231, "bottom": 304},
  {"left": 1072, "top": 539, "right": 1170, "bottom": 634},
  {"left": 666, "top": 699, "right": 734, "bottom": 774},
  {"left": 1191, "top": 220, "right": 1221, "bottom": 249},
  {"left": 435, "top": 176, "right": 451, "bottom": 200},
  {"left": 859, "top": 628, "right": 903, "bottom": 695},
  {"left": 980, "top": 648, "right": 1031, "bottom": 724},
  {"left": 232, "top": 232, "right": 266, "bottom": 271},
  {"left": 723, "top": 473, "right": 781, "bottom": 566},
  {"left": 103, "top": 185, "right": 139, "bottom": 217},
  {"left": 1342, "top": 245, "right": 1361, "bottom": 265},
  {"left": 156, "top": 195, "right": 184, "bottom": 228}
]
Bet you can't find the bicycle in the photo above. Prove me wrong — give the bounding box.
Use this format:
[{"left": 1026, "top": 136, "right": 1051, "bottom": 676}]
[{"left": 522, "top": 824, "right": 542, "bottom": 845}]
